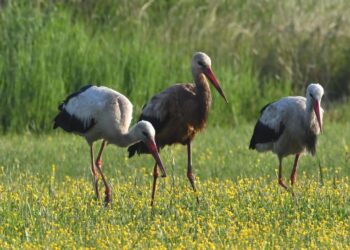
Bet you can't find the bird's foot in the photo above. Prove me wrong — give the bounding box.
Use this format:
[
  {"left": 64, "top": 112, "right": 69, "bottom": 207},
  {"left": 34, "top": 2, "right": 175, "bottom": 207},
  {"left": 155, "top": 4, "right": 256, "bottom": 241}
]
[
  {"left": 94, "top": 190, "right": 100, "bottom": 201},
  {"left": 290, "top": 176, "right": 297, "bottom": 186},
  {"left": 187, "top": 172, "right": 200, "bottom": 204},
  {"left": 187, "top": 172, "right": 197, "bottom": 191},
  {"left": 195, "top": 196, "right": 200, "bottom": 204},
  {"left": 104, "top": 189, "right": 112, "bottom": 206},
  {"left": 279, "top": 179, "right": 295, "bottom": 196},
  {"left": 278, "top": 178, "right": 289, "bottom": 190}
]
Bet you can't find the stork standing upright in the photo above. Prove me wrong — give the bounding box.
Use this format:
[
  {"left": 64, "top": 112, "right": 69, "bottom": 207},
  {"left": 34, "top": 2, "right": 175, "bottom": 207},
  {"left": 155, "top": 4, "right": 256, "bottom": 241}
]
[
  {"left": 128, "top": 52, "right": 227, "bottom": 205},
  {"left": 249, "top": 83, "right": 324, "bottom": 190},
  {"left": 53, "top": 85, "right": 166, "bottom": 204}
]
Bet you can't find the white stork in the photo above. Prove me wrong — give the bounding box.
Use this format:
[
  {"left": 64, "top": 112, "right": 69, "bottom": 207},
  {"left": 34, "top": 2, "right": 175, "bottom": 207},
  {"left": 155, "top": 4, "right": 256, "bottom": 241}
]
[
  {"left": 128, "top": 52, "right": 227, "bottom": 205},
  {"left": 249, "top": 83, "right": 324, "bottom": 190},
  {"left": 53, "top": 85, "right": 166, "bottom": 204}
]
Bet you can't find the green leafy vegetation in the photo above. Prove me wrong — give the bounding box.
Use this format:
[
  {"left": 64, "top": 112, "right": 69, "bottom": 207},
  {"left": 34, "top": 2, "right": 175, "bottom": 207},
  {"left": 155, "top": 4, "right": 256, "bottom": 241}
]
[{"left": 0, "top": 1, "right": 350, "bottom": 132}]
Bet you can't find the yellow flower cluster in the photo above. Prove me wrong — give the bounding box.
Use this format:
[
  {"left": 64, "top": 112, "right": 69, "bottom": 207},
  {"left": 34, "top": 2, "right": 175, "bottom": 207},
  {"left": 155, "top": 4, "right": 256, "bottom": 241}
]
[{"left": 0, "top": 168, "right": 349, "bottom": 249}]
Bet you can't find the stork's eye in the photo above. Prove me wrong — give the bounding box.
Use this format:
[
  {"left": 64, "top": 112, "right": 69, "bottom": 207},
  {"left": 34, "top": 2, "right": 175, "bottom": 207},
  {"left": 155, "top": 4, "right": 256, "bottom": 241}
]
[
  {"left": 310, "top": 93, "right": 314, "bottom": 98},
  {"left": 198, "top": 61, "right": 205, "bottom": 67},
  {"left": 142, "top": 131, "right": 148, "bottom": 137}
]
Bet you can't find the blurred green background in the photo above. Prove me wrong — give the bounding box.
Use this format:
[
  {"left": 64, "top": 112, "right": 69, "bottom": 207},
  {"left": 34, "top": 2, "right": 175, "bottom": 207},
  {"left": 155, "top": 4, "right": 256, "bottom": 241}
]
[{"left": 0, "top": 0, "right": 349, "bottom": 133}]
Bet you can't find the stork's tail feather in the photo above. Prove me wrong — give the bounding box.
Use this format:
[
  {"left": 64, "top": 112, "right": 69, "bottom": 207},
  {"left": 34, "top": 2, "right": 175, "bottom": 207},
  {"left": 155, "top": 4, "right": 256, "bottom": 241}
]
[
  {"left": 249, "top": 136, "right": 256, "bottom": 149},
  {"left": 128, "top": 142, "right": 149, "bottom": 158},
  {"left": 248, "top": 121, "right": 260, "bottom": 150}
]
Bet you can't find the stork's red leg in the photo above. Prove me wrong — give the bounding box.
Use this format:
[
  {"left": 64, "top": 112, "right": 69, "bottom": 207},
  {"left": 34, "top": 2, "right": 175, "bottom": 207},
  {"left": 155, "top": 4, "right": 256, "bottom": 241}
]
[
  {"left": 93, "top": 141, "right": 111, "bottom": 205},
  {"left": 95, "top": 140, "right": 107, "bottom": 170},
  {"left": 91, "top": 140, "right": 107, "bottom": 200},
  {"left": 278, "top": 157, "right": 288, "bottom": 190},
  {"left": 150, "top": 162, "right": 158, "bottom": 207},
  {"left": 95, "top": 161, "right": 111, "bottom": 205},
  {"left": 290, "top": 154, "right": 300, "bottom": 185},
  {"left": 186, "top": 142, "right": 199, "bottom": 204},
  {"left": 89, "top": 143, "right": 100, "bottom": 200}
]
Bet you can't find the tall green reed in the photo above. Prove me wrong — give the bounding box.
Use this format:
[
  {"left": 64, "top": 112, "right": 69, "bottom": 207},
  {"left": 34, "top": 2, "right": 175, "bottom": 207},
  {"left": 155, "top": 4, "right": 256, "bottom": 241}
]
[{"left": 0, "top": 0, "right": 349, "bottom": 132}]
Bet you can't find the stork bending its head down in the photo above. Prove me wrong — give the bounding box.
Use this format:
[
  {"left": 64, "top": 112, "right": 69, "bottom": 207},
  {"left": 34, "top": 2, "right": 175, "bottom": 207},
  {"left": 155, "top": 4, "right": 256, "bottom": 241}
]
[
  {"left": 53, "top": 85, "right": 166, "bottom": 205},
  {"left": 249, "top": 83, "right": 324, "bottom": 190}
]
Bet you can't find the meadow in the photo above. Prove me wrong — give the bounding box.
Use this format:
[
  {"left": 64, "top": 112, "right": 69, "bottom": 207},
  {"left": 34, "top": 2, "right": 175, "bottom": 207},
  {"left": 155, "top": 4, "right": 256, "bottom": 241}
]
[
  {"left": 1, "top": 0, "right": 350, "bottom": 249},
  {"left": 0, "top": 123, "right": 350, "bottom": 249}
]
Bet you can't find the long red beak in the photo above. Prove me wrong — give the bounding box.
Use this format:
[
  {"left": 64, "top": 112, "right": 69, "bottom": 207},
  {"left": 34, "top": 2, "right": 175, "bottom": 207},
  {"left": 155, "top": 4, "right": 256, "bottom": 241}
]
[
  {"left": 203, "top": 67, "right": 228, "bottom": 103},
  {"left": 146, "top": 139, "right": 166, "bottom": 177},
  {"left": 313, "top": 100, "right": 322, "bottom": 132}
]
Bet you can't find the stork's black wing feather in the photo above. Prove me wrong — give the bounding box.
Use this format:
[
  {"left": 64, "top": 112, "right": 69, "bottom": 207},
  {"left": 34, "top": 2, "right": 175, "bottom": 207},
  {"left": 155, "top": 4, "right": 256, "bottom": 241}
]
[
  {"left": 249, "top": 120, "right": 285, "bottom": 149},
  {"left": 53, "top": 109, "right": 95, "bottom": 133},
  {"left": 249, "top": 101, "right": 285, "bottom": 149}
]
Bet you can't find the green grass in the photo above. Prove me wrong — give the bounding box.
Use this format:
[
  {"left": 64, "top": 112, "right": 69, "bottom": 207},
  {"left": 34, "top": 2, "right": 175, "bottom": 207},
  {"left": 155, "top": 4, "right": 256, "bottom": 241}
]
[
  {"left": 1, "top": 122, "right": 349, "bottom": 181},
  {"left": 0, "top": 123, "right": 349, "bottom": 248},
  {"left": 1, "top": 1, "right": 350, "bottom": 132}
]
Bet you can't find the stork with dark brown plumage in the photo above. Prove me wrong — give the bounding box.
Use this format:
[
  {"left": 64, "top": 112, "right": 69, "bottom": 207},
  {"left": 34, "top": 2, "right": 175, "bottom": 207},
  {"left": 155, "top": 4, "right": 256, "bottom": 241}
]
[{"left": 128, "top": 52, "right": 227, "bottom": 205}]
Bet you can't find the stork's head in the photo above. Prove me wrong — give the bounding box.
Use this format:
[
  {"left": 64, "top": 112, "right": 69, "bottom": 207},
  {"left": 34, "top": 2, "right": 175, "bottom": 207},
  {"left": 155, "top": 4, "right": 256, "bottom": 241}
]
[
  {"left": 135, "top": 120, "right": 166, "bottom": 177},
  {"left": 306, "top": 83, "right": 324, "bottom": 132},
  {"left": 135, "top": 120, "right": 156, "bottom": 141},
  {"left": 192, "top": 52, "right": 228, "bottom": 103}
]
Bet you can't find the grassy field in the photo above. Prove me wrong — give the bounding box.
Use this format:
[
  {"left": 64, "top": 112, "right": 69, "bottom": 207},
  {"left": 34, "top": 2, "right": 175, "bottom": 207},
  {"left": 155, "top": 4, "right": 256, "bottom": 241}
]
[{"left": 0, "top": 123, "right": 349, "bottom": 248}]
